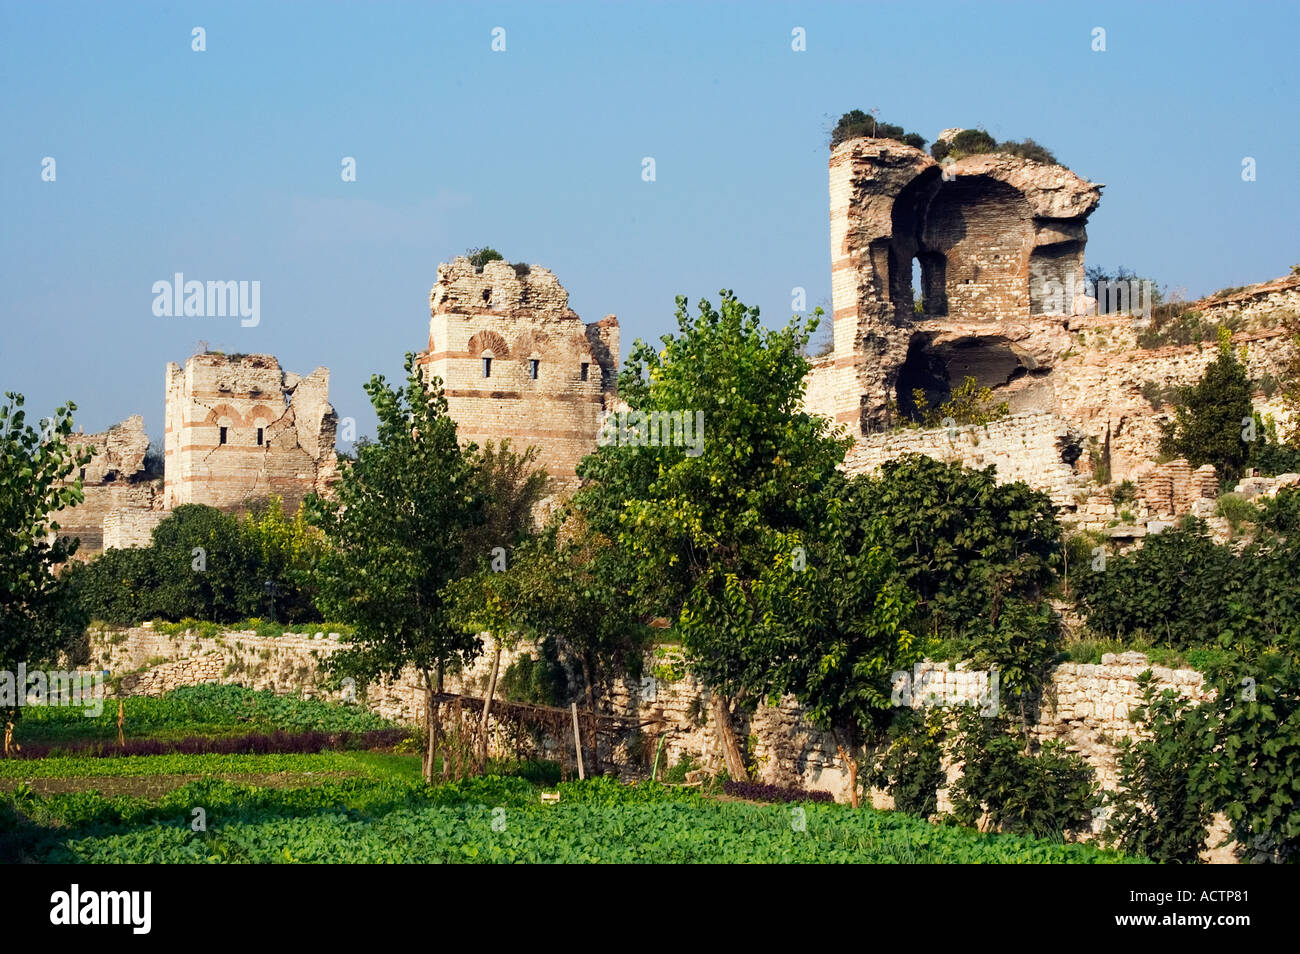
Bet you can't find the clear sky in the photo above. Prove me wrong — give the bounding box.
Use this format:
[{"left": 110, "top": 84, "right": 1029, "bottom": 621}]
[{"left": 2, "top": 0, "right": 1296, "bottom": 441}]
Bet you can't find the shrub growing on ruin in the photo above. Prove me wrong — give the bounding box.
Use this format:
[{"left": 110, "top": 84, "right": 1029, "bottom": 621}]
[
  {"left": 466, "top": 247, "right": 504, "bottom": 269},
  {"left": 931, "top": 129, "right": 1061, "bottom": 166},
  {"left": 830, "top": 110, "right": 926, "bottom": 150},
  {"left": 1158, "top": 329, "right": 1254, "bottom": 480}
]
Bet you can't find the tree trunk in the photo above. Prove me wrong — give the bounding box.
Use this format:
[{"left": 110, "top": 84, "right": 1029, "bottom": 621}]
[
  {"left": 581, "top": 657, "right": 601, "bottom": 774},
  {"left": 421, "top": 669, "right": 435, "bottom": 784},
  {"left": 834, "top": 736, "right": 860, "bottom": 808},
  {"left": 478, "top": 641, "right": 502, "bottom": 771},
  {"left": 711, "top": 693, "right": 748, "bottom": 781}
]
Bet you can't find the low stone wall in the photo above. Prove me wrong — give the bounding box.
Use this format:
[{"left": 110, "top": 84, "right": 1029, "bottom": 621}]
[
  {"left": 102, "top": 509, "right": 168, "bottom": 550},
  {"left": 843, "top": 411, "right": 1086, "bottom": 507},
  {"left": 86, "top": 626, "right": 1232, "bottom": 858}
]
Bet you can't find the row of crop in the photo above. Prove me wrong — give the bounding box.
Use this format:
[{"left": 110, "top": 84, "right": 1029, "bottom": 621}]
[
  {"left": 0, "top": 750, "right": 404, "bottom": 780},
  {"left": 4, "top": 774, "right": 1133, "bottom": 864},
  {"left": 1, "top": 728, "right": 409, "bottom": 761},
  {"left": 12, "top": 684, "right": 394, "bottom": 745},
  {"left": 47, "top": 801, "right": 1136, "bottom": 864}
]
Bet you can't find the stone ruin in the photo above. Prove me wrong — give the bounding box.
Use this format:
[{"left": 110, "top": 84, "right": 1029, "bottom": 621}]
[
  {"left": 806, "top": 134, "right": 1102, "bottom": 437},
  {"left": 418, "top": 256, "right": 620, "bottom": 488},
  {"left": 59, "top": 354, "right": 340, "bottom": 555},
  {"left": 163, "top": 353, "right": 338, "bottom": 512},
  {"left": 56, "top": 415, "right": 162, "bottom": 553},
  {"left": 803, "top": 128, "right": 1300, "bottom": 529},
  {"left": 55, "top": 127, "right": 1300, "bottom": 552}
]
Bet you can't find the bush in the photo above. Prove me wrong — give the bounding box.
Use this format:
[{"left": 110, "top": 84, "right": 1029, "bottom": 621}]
[
  {"left": 466, "top": 247, "right": 504, "bottom": 268},
  {"left": 1258, "top": 487, "right": 1300, "bottom": 536},
  {"left": 931, "top": 129, "right": 1060, "bottom": 166},
  {"left": 948, "top": 710, "right": 1099, "bottom": 839},
  {"left": 870, "top": 709, "right": 947, "bottom": 817},
  {"left": 1105, "top": 674, "right": 1214, "bottom": 863},
  {"left": 1158, "top": 330, "right": 1253, "bottom": 480},
  {"left": 1215, "top": 492, "right": 1258, "bottom": 535},
  {"left": 830, "top": 110, "right": 926, "bottom": 150},
  {"left": 70, "top": 500, "right": 324, "bottom": 626}
]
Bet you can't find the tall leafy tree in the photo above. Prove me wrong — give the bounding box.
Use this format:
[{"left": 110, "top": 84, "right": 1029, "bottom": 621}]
[
  {"left": 577, "top": 293, "right": 851, "bottom": 780},
  {"left": 309, "top": 355, "right": 485, "bottom": 781},
  {"left": 0, "top": 394, "right": 94, "bottom": 737},
  {"left": 1160, "top": 328, "right": 1254, "bottom": 480},
  {"left": 450, "top": 509, "right": 651, "bottom": 773}
]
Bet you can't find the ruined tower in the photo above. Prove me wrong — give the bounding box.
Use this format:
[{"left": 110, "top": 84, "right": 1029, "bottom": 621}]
[
  {"left": 420, "top": 257, "right": 619, "bottom": 487},
  {"left": 163, "top": 353, "right": 339, "bottom": 511},
  {"left": 818, "top": 135, "right": 1102, "bottom": 435}
]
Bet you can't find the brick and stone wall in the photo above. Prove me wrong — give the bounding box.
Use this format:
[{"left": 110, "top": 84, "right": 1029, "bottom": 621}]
[
  {"left": 841, "top": 411, "right": 1087, "bottom": 506},
  {"left": 102, "top": 508, "right": 168, "bottom": 549},
  {"left": 419, "top": 257, "right": 620, "bottom": 489},
  {"left": 163, "top": 353, "right": 338, "bottom": 512},
  {"left": 57, "top": 416, "right": 163, "bottom": 556}
]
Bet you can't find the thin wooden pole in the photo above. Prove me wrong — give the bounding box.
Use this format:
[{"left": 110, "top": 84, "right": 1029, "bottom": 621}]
[{"left": 571, "top": 702, "right": 585, "bottom": 780}]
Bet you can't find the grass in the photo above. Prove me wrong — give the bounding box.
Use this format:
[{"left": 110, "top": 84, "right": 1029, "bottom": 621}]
[{"left": 146, "top": 618, "right": 355, "bottom": 639}]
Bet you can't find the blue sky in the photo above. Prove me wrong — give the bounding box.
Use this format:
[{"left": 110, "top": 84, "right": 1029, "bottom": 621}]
[{"left": 2, "top": 0, "right": 1296, "bottom": 440}]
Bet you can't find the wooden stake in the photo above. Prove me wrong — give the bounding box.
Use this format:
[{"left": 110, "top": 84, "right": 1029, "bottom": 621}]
[
  {"left": 117, "top": 700, "right": 125, "bottom": 747},
  {"left": 571, "top": 702, "right": 585, "bottom": 780}
]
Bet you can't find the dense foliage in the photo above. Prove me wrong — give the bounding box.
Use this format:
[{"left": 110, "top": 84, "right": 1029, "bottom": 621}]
[
  {"left": 66, "top": 499, "right": 324, "bottom": 625},
  {"left": 1075, "top": 520, "right": 1300, "bottom": 652},
  {"left": 948, "top": 710, "right": 1099, "bottom": 839},
  {"left": 0, "top": 393, "right": 93, "bottom": 682},
  {"left": 1159, "top": 330, "right": 1254, "bottom": 480}
]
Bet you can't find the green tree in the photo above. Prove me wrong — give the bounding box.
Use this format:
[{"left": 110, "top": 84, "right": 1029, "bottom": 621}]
[
  {"left": 309, "top": 354, "right": 485, "bottom": 781},
  {"left": 1159, "top": 328, "right": 1253, "bottom": 480},
  {"left": 761, "top": 481, "right": 920, "bottom": 803},
  {"left": 450, "top": 509, "right": 651, "bottom": 773},
  {"left": 239, "top": 496, "right": 327, "bottom": 623},
  {"left": 576, "top": 292, "right": 852, "bottom": 781},
  {"left": 859, "top": 455, "right": 1060, "bottom": 640},
  {"left": 0, "top": 393, "right": 94, "bottom": 728},
  {"left": 149, "top": 504, "right": 260, "bottom": 622}
]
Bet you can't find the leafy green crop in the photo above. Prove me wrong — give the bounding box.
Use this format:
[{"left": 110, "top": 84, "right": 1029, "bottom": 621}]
[
  {"left": 5, "top": 773, "right": 1136, "bottom": 864},
  {"left": 13, "top": 684, "right": 394, "bottom": 746}
]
